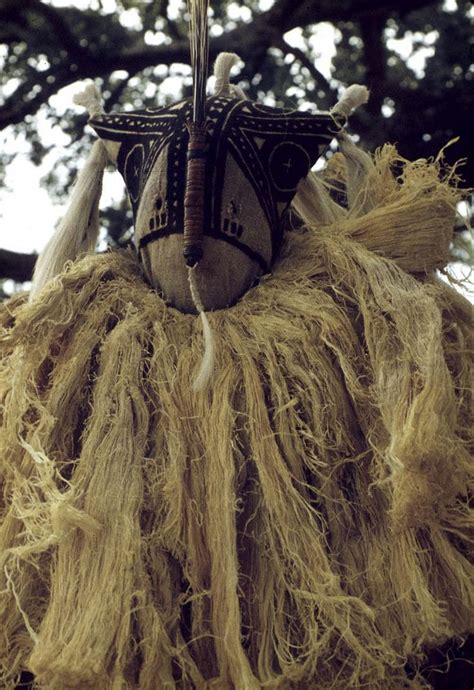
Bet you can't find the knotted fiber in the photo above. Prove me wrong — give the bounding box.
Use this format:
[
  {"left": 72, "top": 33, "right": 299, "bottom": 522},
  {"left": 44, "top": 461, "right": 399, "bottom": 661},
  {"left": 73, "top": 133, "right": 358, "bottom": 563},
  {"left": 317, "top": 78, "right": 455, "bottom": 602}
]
[{"left": 0, "top": 145, "right": 472, "bottom": 690}]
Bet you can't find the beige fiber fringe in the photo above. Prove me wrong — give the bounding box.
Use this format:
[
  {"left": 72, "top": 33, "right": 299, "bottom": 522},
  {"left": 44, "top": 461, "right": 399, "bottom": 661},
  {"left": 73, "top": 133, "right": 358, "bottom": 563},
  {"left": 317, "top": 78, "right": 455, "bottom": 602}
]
[{"left": 0, "top": 144, "right": 472, "bottom": 689}]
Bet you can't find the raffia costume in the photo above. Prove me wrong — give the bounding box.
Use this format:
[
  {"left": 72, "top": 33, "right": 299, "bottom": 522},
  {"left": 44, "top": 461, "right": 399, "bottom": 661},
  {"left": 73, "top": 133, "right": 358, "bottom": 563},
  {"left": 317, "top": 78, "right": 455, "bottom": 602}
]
[{"left": 0, "top": 37, "right": 472, "bottom": 690}]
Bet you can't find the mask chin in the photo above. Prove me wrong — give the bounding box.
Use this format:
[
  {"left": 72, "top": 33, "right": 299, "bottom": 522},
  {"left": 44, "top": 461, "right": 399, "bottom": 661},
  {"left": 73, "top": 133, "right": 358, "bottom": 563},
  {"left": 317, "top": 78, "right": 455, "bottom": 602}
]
[{"left": 139, "top": 234, "right": 263, "bottom": 313}]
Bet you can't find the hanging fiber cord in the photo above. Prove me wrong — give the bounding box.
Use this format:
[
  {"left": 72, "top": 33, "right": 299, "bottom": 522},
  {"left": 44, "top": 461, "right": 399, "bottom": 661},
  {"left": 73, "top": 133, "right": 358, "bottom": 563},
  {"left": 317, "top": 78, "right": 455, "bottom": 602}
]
[
  {"left": 188, "top": 267, "right": 215, "bottom": 391},
  {"left": 185, "top": 0, "right": 215, "bottom": 390}
]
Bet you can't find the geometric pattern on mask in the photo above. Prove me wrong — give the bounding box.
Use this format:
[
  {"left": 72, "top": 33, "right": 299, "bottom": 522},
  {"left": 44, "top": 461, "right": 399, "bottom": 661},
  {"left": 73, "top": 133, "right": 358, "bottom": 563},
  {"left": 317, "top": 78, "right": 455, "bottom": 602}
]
[{"left": 90, "top": 97, "right": 343, "bottom": 271}]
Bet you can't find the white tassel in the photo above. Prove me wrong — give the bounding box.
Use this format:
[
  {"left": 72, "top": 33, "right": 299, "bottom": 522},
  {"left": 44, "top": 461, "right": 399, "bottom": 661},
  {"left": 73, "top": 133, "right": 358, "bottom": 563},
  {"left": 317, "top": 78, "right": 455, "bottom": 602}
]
[
  {"left": 29, "top": 140, "right": 108, "bottom": 301},
  {"left": 188, "top": 266, "right": 215, "bottom": 391},
  {"left": 29, "top": 85, "right": 108, "bottom": 300},
  {"left": 73, "top": 82, "right": 104, "bottom": 118},
  {"left": 331, "top": 84, "right": 369, "bottom": 118},
  {"left": 213, "top": 52, "right": 246, "bottom": 99}
]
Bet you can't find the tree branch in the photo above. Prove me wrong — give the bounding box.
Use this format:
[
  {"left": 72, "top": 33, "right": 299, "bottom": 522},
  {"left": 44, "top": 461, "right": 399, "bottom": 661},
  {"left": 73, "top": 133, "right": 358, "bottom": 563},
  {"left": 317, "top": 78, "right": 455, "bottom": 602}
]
[
  {"left": 25, "top": 0, "right": 88, "bottom": 58},
  {"left": 104, "top": 72, "right": 136, "bottom": 111},
  {"left": 0, "top": 66, "right": 75, "bottom": 129},
  {"left": 276, "top": 37, "right": 334, "bottom": 95},
  {"left": 360, "top": 13, "right": 387, "bottom": 115},
  {"left": 290, "top": 0, "right": 439, "bottom": 27},
  {"left": 0, "top": 0, "right": 86, "bottom": 57},
  {"left": 0, "top": 249, "right": 36, "bottom": 283},
  {"left": 0, "top": 0, "right": 445, "bottom": 131}
]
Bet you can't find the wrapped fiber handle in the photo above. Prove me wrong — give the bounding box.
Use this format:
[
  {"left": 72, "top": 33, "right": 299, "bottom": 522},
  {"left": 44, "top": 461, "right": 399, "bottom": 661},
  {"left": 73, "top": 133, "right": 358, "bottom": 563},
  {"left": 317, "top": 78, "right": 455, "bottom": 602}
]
[{"left": 183, "top": 122, "right": 207, "bottom": 267}]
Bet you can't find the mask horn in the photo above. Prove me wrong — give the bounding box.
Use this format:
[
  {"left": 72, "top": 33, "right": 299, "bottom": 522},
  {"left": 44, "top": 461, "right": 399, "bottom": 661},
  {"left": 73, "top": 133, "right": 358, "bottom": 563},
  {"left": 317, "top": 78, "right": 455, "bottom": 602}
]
[{"left": 30, "top": 84, "right": 108, "bottom": 301}]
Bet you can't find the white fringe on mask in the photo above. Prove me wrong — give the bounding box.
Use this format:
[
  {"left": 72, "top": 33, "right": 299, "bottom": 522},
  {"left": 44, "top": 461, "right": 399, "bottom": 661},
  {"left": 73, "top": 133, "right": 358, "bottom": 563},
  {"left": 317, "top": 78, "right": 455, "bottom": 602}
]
[
  {"left": 188, "top": 266, "right": 215, "bottom": 391},
  {"left": 332, "top": 84, "right": 369, "bottom": 118},
  {"left": 30, "top": 140, "right": 108, "bottom": 301},
  {"left": 213, "top": 52, "right": 246, "bottom": 99},
  {"left": 30, "top": 85, "right": 107, "bottom": 301},
  {"left": 29, "top": 141, "right": 108, "bottom": 302},
  {"left": 73, "top": 82, "right": 105, "bottom": 118}
]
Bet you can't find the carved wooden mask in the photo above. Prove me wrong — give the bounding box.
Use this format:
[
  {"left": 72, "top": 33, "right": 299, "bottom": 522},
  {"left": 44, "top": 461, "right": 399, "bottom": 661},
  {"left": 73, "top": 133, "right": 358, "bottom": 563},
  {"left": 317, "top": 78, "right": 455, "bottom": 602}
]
[{"left": 90, "top": 96, "right": 343, "bottom": 312}]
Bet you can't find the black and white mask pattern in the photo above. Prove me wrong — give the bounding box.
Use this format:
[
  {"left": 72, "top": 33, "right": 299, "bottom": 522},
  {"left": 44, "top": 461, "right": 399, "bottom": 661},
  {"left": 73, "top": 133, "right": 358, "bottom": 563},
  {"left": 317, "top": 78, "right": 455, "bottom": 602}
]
[{"left": 90, "top": 96, "right": 343, "bottom": 274}]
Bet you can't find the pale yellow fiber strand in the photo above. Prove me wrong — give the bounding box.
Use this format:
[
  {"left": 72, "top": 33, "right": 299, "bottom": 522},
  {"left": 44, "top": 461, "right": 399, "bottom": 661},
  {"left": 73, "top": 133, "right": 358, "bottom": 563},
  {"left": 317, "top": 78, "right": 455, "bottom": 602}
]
[{"left": 0, "top": 145, "right": 472, "bottom": 689}]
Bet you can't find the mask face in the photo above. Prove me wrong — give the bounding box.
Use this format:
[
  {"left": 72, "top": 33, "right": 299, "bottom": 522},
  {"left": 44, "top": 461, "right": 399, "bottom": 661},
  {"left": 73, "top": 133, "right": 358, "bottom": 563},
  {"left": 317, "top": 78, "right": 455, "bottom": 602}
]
[{"left": 90, "top": 96, "right": 343, "bottom": 312}]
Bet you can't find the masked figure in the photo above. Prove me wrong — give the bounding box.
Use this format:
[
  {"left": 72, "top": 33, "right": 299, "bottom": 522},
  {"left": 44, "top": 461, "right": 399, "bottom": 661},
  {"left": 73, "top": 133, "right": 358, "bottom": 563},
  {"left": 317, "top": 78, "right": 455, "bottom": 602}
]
[{"left": 0, "top": 20, "right": 472, "bottom": 690}]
